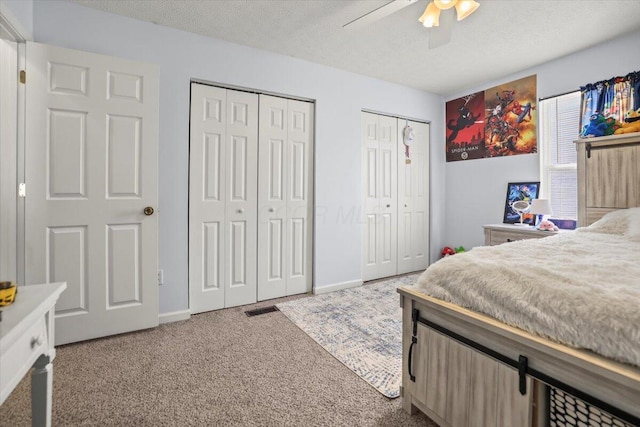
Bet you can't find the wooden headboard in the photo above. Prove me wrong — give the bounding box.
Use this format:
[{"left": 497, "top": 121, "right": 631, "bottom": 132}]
[{"left": 576, "top": 133, "right": 640, "bottom": 226}]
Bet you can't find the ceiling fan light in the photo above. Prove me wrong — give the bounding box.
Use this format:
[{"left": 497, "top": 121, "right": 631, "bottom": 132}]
[
  {"left": 418, "top": 2, "right": 441, "bottom": 27},
  {"left": 434, "top": 0, "right": 457, "bottom": 10},
  {"left": 455, "top": 0, "right": 479, "bottom": 21}
]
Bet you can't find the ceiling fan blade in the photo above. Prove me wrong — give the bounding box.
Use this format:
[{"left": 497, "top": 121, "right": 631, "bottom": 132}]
[
  {"left": 343, "top": 0, "right": 417, "bottom": 30},
  {"left": 428, "top": 8, "right": 454, "bottom": 48}
]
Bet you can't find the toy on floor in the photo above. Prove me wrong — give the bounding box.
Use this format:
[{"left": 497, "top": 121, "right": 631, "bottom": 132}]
[
  {"left": 441, "top": 246, "right": 467, "bottom": 258},
  {"left": 441, "top": 246, "right": 456, "bottom": 257}
]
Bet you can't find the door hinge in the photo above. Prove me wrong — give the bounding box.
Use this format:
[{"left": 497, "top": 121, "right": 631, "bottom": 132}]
[
  {"left": 18, "top": 183, "right": 26, "bottom": 197},
  {"left": 19, "top": 70, "right": 26, "bottom": 84}
]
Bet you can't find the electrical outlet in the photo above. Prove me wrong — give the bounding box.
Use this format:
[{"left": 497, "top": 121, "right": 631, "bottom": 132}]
[{"left": 157, "top": 269, "right": 164, "bottom": 286}]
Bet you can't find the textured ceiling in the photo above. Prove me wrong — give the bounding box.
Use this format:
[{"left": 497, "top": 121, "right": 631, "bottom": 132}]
[{"left": 68, "top": 0, "right": 640, "bottom": 95}]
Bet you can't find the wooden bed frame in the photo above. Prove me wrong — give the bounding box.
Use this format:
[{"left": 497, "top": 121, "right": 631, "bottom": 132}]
[{"left": 399, "top": 133, "right": 640, "bottom": 427}]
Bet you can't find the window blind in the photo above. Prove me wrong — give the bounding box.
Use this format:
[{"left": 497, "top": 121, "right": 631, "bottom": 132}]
[{"left": 539, "top": 91, "right": 581, "bottom": 220}]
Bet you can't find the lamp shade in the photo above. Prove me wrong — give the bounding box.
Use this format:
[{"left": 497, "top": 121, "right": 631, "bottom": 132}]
[
  {"left": 418, "top": 2, "right": 441, "bottom": 27},
  {"left": 530, "top": 199, "right": 553, "bottom": 216},
  {"left": 455, "top": 0, "right": 479, "bottom": 21}
]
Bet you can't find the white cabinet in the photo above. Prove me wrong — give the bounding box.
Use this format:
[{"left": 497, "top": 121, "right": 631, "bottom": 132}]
[{"left": 0, "top": 283, "right": 66, "bottom": 426}]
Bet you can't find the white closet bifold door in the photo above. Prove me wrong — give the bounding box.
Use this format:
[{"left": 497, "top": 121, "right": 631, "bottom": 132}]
[
  {"left": 361, "top": 112, "right": 398, "bottom": 281},
  {"left": 189, "top": 84, "right": 259, "bottom": 313},
  {"left": 257, "top": 95, "right": 314, "bottom": 301},
  {"left": 397, "top": 121, "right": 430, "bottom": 274}
]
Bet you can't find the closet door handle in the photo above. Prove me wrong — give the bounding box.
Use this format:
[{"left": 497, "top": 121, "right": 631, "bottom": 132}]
[
  {"left": 268, "top": 208, "right": 275, "bottom": 213},
  {"left": 386, "top": 204, "right": 391, "bottom": 208},
  {"left": 237, "top": 208, "right": 244, "bottom": 214}
]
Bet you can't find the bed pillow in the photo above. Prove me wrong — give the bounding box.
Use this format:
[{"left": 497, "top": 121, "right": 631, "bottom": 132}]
[
  {"left": 579, "top": 208, "right": 630, "bottom": 235},
  {"left": 625, "top": 207, "right": 640, "bottom": 241}
]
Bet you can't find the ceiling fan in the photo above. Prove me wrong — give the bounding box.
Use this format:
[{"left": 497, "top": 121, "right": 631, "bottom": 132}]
[{"left": 343, "top": 0, "right": 480, "bottom": 49}]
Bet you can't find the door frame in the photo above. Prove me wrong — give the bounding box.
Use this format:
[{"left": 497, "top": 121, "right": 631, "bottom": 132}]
[
  {"left": 187, "top": 79, "right": 317, "bottom": 310},
  {"left": 1, "top": 0, "right": 32, "bottom": 286},
  {"left": 0, "top": 39, "right": 18, "bottom": 282}
]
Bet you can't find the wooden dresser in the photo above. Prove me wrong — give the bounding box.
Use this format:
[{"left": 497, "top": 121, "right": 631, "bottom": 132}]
[{"left": 483, "top": 223, "right": 558, "bottom": 246}]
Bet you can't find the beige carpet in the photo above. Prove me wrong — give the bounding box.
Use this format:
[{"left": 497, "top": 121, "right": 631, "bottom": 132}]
[{"left": 0, "top": 295, "right": 436, "bottom": 426}]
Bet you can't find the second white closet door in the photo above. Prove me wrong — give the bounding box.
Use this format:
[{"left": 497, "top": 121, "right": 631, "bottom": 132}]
[
  {"left": 258, "top": 95, "right": 314, "bottom": 301},
  {"left": 397, "top": 121, "right": 430, "bottom": 274}
]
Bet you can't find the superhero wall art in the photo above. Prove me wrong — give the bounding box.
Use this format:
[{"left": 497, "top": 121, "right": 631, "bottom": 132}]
[
  {"left": 445, "top": 91, "right": 485, "bottom": 162},
  {"left": 446, "top": 75, "right": 537, "bottom": 162}
]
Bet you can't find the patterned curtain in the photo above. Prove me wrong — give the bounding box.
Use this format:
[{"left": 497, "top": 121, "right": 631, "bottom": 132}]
[
  {"left": 579, "top": 71, "right": 639, "bottom": 135},
  {"left": 580, "top": 83, "right": 604, "bottom": 129},
  {"left": 631, "top": 71, "right": 640, "bottom": 110}
]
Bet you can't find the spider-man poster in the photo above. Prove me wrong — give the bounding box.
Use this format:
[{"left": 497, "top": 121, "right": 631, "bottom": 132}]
[
  {"left": 484, "top": 75, "right": 537, "bottom": 157},
  {"left": 445, "top": 91, "right": 485, "bottom": 162}
]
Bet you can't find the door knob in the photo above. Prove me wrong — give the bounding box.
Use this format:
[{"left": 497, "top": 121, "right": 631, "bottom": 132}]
[
  {"left": 143, "top": 207, "right": 154, "bottom": 216},
  {"left": 237, "top": 208, "right": 244, "bottom": 214},
  {"left": 268, "top": 208, "right": 275, "bottom": 212},
  {"left": 386, "top": 204, "right": 391, "bottom": 208}
]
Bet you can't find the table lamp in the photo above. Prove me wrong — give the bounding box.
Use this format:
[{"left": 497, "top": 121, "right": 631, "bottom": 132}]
[{"left": 530, "top": 199, "right": 552, "bottom": 228}]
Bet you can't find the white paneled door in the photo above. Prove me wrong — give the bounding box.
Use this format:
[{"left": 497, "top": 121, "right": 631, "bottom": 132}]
[
  {"left": 362, "top": 112, "right": 430, "bottom": 281},
  {"left": 397, "top": 121, "right": 430, "bottom": 274},
  {"left": 257, "top": 95, "right": 314, "bottom": 301},
  {"left": 24, "top": 42, "right": 159, "bottom": 345},
  {"left": 362, "top": 112, "right": 398, "bottom": 281},
  {"left": 189, "top": 84, "right": 259, "bottom": 313}
]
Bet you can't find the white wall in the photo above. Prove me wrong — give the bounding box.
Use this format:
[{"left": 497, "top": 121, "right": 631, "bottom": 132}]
[
  {"left": 31, "top": 1, "right": 445, "bottom": 314},
  {"left": 0, "top": 0, "right": 33, "bottom": 39},
  {"left": 443, "top": 30, "right": 640, "bottom": 250}
]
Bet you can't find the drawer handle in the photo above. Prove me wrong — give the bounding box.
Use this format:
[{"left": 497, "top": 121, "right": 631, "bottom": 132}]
[{"left": 31, "top": 336, "right": 43, "bottom": 348}]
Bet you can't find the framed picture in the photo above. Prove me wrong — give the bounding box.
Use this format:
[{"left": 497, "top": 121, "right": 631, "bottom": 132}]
[{"left": 503, "top": 181, "right": 540, "bottom": 225}]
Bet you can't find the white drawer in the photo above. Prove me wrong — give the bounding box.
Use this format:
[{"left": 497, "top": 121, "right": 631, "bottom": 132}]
[{"left": 0, "top": 316, "right": 48, "bottom": 402}]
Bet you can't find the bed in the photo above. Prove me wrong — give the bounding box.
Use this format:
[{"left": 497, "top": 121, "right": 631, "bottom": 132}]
[{"left": 398, "top": 134, "right": 640, "bottom": 427}]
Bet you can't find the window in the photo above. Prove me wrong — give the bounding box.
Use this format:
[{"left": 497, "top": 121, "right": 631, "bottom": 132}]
[{"left": 539, "top": 91, "right": 581, "bottom": 220}]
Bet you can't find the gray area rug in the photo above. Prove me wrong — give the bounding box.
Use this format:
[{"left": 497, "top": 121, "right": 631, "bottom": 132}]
[{"left": 277, "top": 273, "right": 421, "bottom": 398}]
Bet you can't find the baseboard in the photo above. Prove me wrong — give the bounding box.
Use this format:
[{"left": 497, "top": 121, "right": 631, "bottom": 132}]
[
  {"left": 313, "top": 279, "right": 363, "bottom": 295},
  {"left": 159, "top": 310, "right": 191, "bottom": 324}
]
